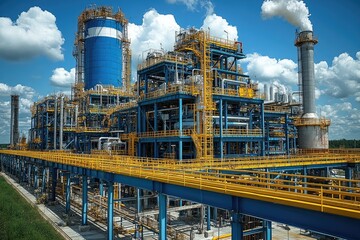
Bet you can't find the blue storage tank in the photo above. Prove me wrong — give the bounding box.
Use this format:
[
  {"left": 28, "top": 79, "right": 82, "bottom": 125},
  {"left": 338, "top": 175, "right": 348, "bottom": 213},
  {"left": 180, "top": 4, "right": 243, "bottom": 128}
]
[{"left": 84, "top": 18, "right": 122, "bottom": 90}]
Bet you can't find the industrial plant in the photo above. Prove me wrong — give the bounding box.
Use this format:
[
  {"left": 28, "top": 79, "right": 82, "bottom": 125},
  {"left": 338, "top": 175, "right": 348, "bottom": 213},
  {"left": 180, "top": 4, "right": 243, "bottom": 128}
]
[{"left": 1, "top": 5, "right": 359, "bottom": 240}]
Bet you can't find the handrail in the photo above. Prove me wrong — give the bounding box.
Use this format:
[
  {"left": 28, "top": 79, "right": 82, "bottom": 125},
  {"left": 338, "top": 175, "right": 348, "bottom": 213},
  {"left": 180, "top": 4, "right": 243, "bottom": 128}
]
[
  {"left": 138, "top": 129, "right": 192, "bottom": 138},
  {"left": 1, "top": 150, "right": 359, "bottom": 219},
  {"left": 214, "top": 128, "right": 262, "bottom": 136},
  {"left": 140, "top": 84, "right": 198, "bottom": 100}
]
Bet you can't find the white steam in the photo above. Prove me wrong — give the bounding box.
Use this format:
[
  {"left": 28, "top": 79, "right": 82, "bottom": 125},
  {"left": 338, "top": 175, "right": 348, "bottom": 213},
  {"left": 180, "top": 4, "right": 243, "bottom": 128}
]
[{"left": 261, "top": 0, "right": 313, "bottom": 31}]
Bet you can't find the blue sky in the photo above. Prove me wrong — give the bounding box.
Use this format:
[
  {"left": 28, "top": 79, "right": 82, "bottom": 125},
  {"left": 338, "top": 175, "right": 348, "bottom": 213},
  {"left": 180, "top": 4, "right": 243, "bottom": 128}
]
[{"left": 0, "top": 0, "right": 359, "bottom": 143}]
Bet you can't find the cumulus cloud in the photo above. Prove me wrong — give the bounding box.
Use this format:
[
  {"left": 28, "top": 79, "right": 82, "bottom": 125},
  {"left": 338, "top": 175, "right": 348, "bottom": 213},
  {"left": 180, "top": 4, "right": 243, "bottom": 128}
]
[
  {"left": 0, "top": 83, "right": 37, "bottom": 143},
  {"left": 240, "top": 53, "right": 298, "bottom": 87},
  {"left": 201, "top": 14, "right": 238, "bottom": 40},
  {"left": 315, "top": 51, "right": 360, "bottom": 101},
  {"left": 50, "top": 68, "right": 75, "bottom": 88},
  {"left": 320, "top": 102, "right": 360, "bottom": 139},
  {"left": 128, "top": 9, "right": 180, "bottom": 80},
  {"left": 167, "top": 0, "right": 214, "bottom": 15},
  {"left": 0, "top": 6, "right": 64, "bottom": 61}
]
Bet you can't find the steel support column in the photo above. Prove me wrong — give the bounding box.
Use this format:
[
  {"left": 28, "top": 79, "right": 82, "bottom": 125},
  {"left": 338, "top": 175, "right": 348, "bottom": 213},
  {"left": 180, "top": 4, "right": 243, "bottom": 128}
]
[
  {"left": 207, "top": 205, "right": 211, "bottom": 231},
  {"left": 179, "top": 98, "right": 183, "bottom": 160},
  {"left": 82, "top": 175, "right": 88, "bottom": 225},
  {"left": 28, "top": 164, "right": 31, "bottom": 185},
  {"left": 231, "top": 212, "right": 243, "bottom": 240},
  {"left": 345, "top": 167, "right": 353, "bottom": 189},
  {"left": 303, "top": 166, "right": 307, "bottom": 194},
  {"left": 42, "top": 167, "right": 47, "bottom": 193},
  {"left": 100, "top": 180, "right": 104, "bottom": 196},
  {"left": 34, "top": 166, "right": 38, "bottom": 189},
  {"left": 137, "top": 188, "right": 141, "bottom": 213},
  {"left": 51, "top": 167, "right": 57, "bottom": 201},
  {"left": 107, "top": 182, "right": 114, "bottom": 240},
  {"left": 219, "top": 99, "right": 224, "bottom": 159},
  {"left": 264, "top": 220, "right": 272, "bottom": 240},
  {"left": 65, "top": 173, "right": 71, "bottom": 213},
  {"left": 159, "top": 193, "right": 167, "bottom": 240}
]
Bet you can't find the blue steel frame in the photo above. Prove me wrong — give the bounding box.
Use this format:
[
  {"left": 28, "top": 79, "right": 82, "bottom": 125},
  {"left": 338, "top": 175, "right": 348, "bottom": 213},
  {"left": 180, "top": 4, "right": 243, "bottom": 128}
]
[{"left": 1, "top": 154, "right": 358, "bottom": 240}]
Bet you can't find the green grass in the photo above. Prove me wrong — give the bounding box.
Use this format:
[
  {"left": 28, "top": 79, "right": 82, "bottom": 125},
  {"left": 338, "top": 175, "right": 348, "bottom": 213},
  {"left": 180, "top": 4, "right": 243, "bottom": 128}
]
[{"left": 0, "top": 176, "right": 64, "bottom": 240}]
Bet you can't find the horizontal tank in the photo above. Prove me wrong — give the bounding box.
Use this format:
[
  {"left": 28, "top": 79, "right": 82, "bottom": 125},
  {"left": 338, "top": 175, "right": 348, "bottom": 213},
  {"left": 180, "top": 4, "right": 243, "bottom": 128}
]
[{"left": 84, "top": 18, "right": 123, "bottom": 90}]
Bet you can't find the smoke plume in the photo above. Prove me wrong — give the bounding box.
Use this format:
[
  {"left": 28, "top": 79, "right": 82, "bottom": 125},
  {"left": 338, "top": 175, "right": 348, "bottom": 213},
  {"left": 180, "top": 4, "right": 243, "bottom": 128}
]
[{"left": 261, "top": 0, "right": 313, "bottom": 31}]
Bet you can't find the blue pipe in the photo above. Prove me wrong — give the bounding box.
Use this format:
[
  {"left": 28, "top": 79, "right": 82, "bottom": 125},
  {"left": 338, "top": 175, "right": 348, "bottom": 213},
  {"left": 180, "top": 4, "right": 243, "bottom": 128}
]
[
  {"left": 82, "top": 175, "right": 88, "bottom": 225},
  {"left": 65, "top": 173, "right": 71, "bottom": 213},
  {"left": 159, "top": 193, "right": 167, "bottom": 240},
  {"left": 107, "top": 182, "right": 114, "bottom": 240}
]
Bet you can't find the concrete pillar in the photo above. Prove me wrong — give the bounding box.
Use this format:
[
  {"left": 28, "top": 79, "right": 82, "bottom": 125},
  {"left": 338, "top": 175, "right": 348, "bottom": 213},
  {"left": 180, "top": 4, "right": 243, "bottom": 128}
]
[
  {"left": 159, "top": 193, "right": 167, "bottom": 240},
  {"left": 82, "top": 175, "right": 88, "bottom": 225},
  {"left": 65, "top": 173, "right": 71, "bottom": 213},
  {"left": 107, "top": 182, "right": 114, "bottom": 240},
  {"left": 231, "top": 212, "right": 243, "bottom": 240}
]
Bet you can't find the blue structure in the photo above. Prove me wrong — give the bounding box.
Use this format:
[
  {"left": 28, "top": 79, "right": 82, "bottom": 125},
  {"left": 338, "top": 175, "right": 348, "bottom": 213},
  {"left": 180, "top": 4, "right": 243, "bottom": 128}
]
[
  {"left": 84, "top": 18, "right": 123, "bottom": 90},
  {"left": 1, "top": 153, "right": 358, "bottom": 240}
]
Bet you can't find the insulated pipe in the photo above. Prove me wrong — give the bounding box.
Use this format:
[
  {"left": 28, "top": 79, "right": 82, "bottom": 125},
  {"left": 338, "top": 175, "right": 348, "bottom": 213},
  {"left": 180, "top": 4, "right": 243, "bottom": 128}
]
[
  {"left": 221, "top": 78, "right": 247, "bottom": 94},
  {"left": 75, "top": 105, "right": 78, "bottom": 128},
  {"left": 59, "top": 96, "right": 64, "bottom": 150},
  {"left": 97, "top": 137, "right": 126, "bottom": 150}
]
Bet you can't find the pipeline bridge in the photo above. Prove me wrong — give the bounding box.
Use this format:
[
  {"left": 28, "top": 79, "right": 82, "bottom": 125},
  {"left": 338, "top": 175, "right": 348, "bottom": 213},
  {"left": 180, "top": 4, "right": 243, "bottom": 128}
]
[{"left": 1, "top": 150, "right": 360, "bottom": 240}]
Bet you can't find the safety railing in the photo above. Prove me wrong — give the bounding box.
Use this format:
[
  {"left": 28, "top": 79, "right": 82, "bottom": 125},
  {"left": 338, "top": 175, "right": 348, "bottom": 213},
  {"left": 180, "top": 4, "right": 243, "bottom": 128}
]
[
  {"left": 139, "top": 84, "right": 198, "bottom": 100},
  {"left": 107, "top": 101, "right": 138, "bottom": 115},
  {"left": 76, "top": 127, "right": 109, "bottom": 133},
  {"left": 138, "top": 129, "right": 192, "bottom": 138},
  {"left": 264, "top": 105, "right": 291, "bottom": 113},
  {"left": 294, "top": 118, "right": 331, "bottom": 127},
  {"left": 208, "top": 36, "right": 238, "bottom": 51},
  {"left": 214, "top": 128, "right": 263, "bottom": 137},
  {"left": 1, "top": 150, "right": 359, "bottom": 219},
  {"left": 212, "top": 87, "right": 256, "bottom": 99},
  {"left": 137, "top": 54, "right": 192, "bottom": 70}
]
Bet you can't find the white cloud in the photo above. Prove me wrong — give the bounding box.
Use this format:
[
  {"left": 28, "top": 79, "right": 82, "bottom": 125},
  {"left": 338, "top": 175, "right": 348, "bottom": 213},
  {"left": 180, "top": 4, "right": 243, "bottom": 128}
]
[
  {"left": 240, "top": 53, "right": 298, "bottom": 89},
  {"left": 315, "top": 51, "right": 360, "bottom": 101},
  {"left": 0, "top": 83, "right": 37, "bottom": 143},
  {"left": 128, "top": 9, "right": 180, "bottom": 80},
  {"left": 0, "top": 6, "right": 64, "bottom": 61},
  {"left": 320, "top": 102, "right": 360, "bottom": 139},
  {"left": 167, "top": 0, "right": 214, "bottom": 15},
  {"left": 50, "top": 68, "right": 75, "bottom": 88},
  {"left": 201, "top": 14, "right": 238, "bottom": 40}
]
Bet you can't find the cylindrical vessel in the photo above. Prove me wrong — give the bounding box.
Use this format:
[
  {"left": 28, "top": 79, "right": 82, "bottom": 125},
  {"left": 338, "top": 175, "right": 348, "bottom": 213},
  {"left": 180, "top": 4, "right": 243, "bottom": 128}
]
[
  {"left": 295, "top": 31, "right": 317, "bottom": 115},
  {"left": 84, "top": 18, "right": 123, "bottom": 90}
]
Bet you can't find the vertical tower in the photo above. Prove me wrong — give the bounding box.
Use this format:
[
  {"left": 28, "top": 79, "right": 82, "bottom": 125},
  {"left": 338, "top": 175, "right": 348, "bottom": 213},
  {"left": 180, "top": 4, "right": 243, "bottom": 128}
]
[
  {"left": 74, "top": 6, "right": 130, "bottom": 91},
  {"left": 10, "top": 95, "right": 19, "bottom": 146},
  {"left": 295, "top": 31, "right": 330, "bottom": 149}
]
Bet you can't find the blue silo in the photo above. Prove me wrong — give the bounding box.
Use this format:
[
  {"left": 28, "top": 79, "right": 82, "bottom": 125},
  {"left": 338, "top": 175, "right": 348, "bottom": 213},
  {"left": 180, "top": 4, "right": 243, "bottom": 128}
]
[{"left": 84, "top": 18, "right": 123, "bottom": 90}]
